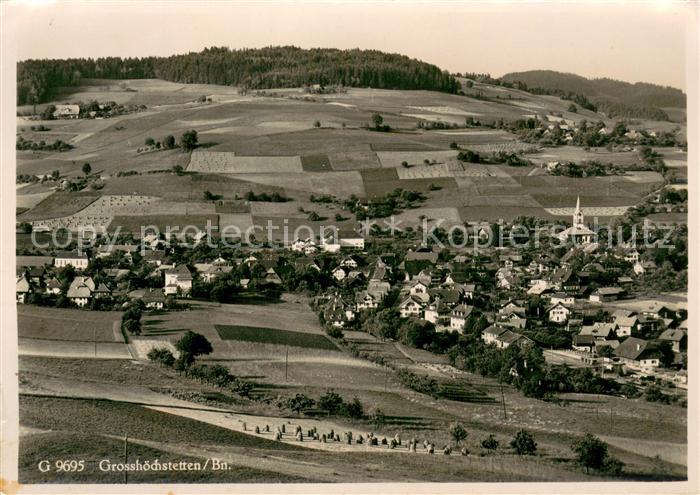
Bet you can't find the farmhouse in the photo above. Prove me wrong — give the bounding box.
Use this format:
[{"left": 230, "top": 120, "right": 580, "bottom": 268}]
[
  {"left": 142, "top": 288, "right": 166, "bottom": 310},
  {"left": 164, "top": 265, "right": 193, "bottom": 295},
  {"left": 67, "top": 276, "right": 96, "bottom": 307},
  {"left": 46, "top": 277, "right": 62, "bottom": 295},
  {"left": 53, "top": 104, "right": 80, "bottom": 119},
  {"left": 355, "top": 290, "right": 380, "bottom": 311},
  {"left": 612, "top": 310, "right": 639, "bottom": 337},
  {"left": 658, "top": 329, "right": 688, "bottom": 354},
  {"left": 589, "top": 287, "right": 625, "bottom": 303},
  {"left": 613, "top": 337, "right": 661, "bottom": 372},
  {"left": 54, "top": 251, "right": 89, "bottom": 270},
  {"left": 16, "top": 276, "right": 31, "bottom": 303},
  {"left": 290, "top": 237, "right": 318, "bottom": 255},
  {"left": 482, "top": 325, "right": 507, "bottom": 346}
]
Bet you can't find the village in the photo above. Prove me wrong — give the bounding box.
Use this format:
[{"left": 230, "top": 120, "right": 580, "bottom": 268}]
[{"left": 16, "top": 186, "right": 688, "bottom": 399}]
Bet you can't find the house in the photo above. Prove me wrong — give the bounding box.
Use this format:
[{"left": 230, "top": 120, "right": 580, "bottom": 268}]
[
  {"left": 547, "top": 302, "right": 571, "bottom": 324},
  {"left": 339, "top": 255, "right": 362, "bottom": 269},
  {"left": 367, "top": 280, "right": 391, "bottom": 300},
  {"left": 580, "top": 322, "right": 618, "bottom": 340},
  {"left": 142, "top": 288, "right": 166, "bottom": 310},
  {"left": 142, "top": 249, "right": 169, "bottom": 266},
  {"left": 589, "top": 287, "right": 625, "bottom": 303},
  {"left": 53, "top": 104, "right": 80, "bottom": 119},
  {"left": 399, "top": 296, "right": 424, "bottom": 319},
  {"left": 613, "top": 337, "right": 661, "bottom": 371},
  {"left": 449, "top": 304, "right": 473, "bottom": 332},
  {"left": 290, "top": 237, "right": 318, "bottom": 255},
  {"left": 332, "top": 266, "right": 348, "bottom": 281},
  {"left": 658, "top": 329, "right": 687, "bottom": 353},
  {"left": 322, "top": 229, "right": 365, "bottom": 252},
  {"left": 408, "top": 281, "right": 429, "bottom": 297},
  {"left": 355, "top": 291, "right": 380, "bottom": 311},
  {"left": 482, "top": 325, "right": 507, "bottom": 346},
  {"left": 96, "top": 244, "right": 139, "bottom": 262},
  {"left": 199, "top": 263, "right": 234, "bottom": 282},
  {"left": 325, "top": 295, "right": 356, "bottom": 327},
  {"left": 499, "top": 312, "right": 527, "bottom": 330},
  {"left": 16, "top": 276, "right": 31, "bottom": 303},
  {"left": 93, "top": 283, "right": 111, "bottom": 299},
  {"left": 549, "top": 292, "right": 575, "bottom": 307},
  {"left": 498, "top": 300, "right": 526, "bottom": 317},
  {"left": 164, "top": 265, "right": 193, "bottom": 296},
  {"left": 294, "top": 257, "right": 321, "bottom": 272},
  {"left": 612, "top": 310, "right": 639, "bottom": 337},
  {"left": 67, "top": 276, "right": 95, "bottom": 307},
  {"left": 264, "top": 268, "right": 283, "bottom": 285},
  {"left": 46, "top": 277, "right": 62, "bottom": 295},
  {"left": 494, "top": 330, "right": 533, "bottom": 349},
  {"left": 54, "top": 251, "right": 89, "bottom": 270},
  {"left": 424, "top": 299, "right": 451, "bottom": 327},
  {"left": 405, "top": 250, "right": 439, "bottom": 264}
]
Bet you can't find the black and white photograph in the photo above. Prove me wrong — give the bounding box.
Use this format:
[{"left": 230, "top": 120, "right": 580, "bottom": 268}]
[{"left": 1, "top": 0, "right": 698, "bottom": 492}]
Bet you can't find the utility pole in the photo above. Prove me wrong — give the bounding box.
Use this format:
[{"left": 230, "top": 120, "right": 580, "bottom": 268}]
[
  {"left": 285, "top": 348, "right": 289, "bottom": 381},
  {"left": 123, "top": 435, "right": 128, "bottom": 484},
  {"left": 94, "top": 326, "right": 97, "bottom": 357}
]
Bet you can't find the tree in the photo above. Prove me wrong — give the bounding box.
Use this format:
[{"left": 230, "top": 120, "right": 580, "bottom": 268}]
[
  {"left": 571, "top": 433, "right": 623, "bottom": 474},
  {"left": 145, "top": 137, "right": 155, "bottom": 146},
  {"left": 180, "top": 130, "right": 199, "bottom": 152},
  {"left": 658, "top": 340, "right": 675, "bottom": 368},
  {"left": 318, "top": 389, "right": 344, "bottom": 415},
  {"left": 372, "top": 113, "right": 384, "bottom": 130},
  {"left": 597, "top": 345, "right": 614, "bottom": 358},
  {"left": 164, "top": 135, "right": 176, "bottom": 149},
  {"left": 175, "top": 331, "right": 213, "bottom": 367},
  {"left": 510, "top": 429, "right": 537, "bottom": 455},
  {"left": 568, "top": 103, "right": 578, "bottom": 113},
  {"left": 344, "top": 397, "right": 364, "bottom": 419},
  {"left": 313, "top": 120, "right": 321, "bottom": 128},
  {"left": 449, "top": 422, "right": 468, "bottom": 447},
  {"left": 369, "top": 408, "right": 386, "bottom": 427},
  {"left": 82, "top": 163, "right": 92, "bottom": 176},
  {"left": 286, "top": 393, "right": 315, "bottom": 414}
]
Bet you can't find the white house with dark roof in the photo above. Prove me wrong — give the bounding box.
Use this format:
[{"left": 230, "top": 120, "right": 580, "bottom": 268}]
[
  {"left": 164, "top": 265, "right": 193, "bottom": 295},
  {"left": 399, "top": 295, "right": 425, "bottom": 319},
  {"left": 450, "top": 304, "right": 473, "bottom": 332},
  {"left": 547, "top": 302, "right": 571, "bottom": 324}
]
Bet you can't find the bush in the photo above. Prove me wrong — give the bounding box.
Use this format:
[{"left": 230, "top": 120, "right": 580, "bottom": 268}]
[
  {"left": 286, "top": 393, "right": 316, "bottom": 414},
  {"left": 147, "top": 347, "right": 175, "bottom": 367},
  {"left": 344, "top": 397, "right": 364, "bottom": 419},
  {"left": 449, "top": 422, "right": 468, "bottom": 447},
  {"left": 318, "top": 389, "right": 344, "bottom": 415},
  {"left": 481, "top": 434, "right": 499, "bottom": 450},
  {"left": 510, "top": 429, "right": 537, "bottom": 455}
]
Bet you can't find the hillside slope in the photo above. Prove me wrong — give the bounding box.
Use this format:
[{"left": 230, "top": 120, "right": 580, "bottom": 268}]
[
  {"left": 17, "top": 46, "right": 458, "bottom": 105},
  {"left": 501, "top": 70, "right": 685, "bottom": 121}
]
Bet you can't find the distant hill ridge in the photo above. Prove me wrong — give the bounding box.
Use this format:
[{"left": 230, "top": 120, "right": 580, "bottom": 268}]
[
  {"left": 501, "top": 70, "right": 685, "bottom": 120},
  {"left": 17, "top": 46, "right": 459, "bottom": 105}
]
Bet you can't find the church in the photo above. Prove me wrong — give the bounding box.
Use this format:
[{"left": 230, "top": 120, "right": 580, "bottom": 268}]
[{"left": 555, "top": 197, "right": 595, "bottom": 244}]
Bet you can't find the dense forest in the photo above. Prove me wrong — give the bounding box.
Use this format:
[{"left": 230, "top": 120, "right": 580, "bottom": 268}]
[
  {"left": 17, "top": 46, "right": 459, "bottom": 105},
  {"left": 500, "top": 70, "right": 686, "bottom": 121}
]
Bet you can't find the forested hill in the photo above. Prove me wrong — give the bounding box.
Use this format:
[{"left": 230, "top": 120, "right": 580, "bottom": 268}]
[
  {"left": 500, "top": 70, "right": 686, "bottom": 120},
  {"left": 17, "top": 46, "right": 459, "bottom": 104}
]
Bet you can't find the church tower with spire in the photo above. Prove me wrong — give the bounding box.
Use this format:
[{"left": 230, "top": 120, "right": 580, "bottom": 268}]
[{"left": 573, "top": 196, "right": 584, "bottom": 227}]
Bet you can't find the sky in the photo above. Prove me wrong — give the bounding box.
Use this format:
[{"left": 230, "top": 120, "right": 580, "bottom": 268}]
[{"left": 5, "top": 0, "right": 692, "bottom": 90}]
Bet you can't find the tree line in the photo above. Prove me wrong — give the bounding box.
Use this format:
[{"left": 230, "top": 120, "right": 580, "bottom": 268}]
[{"left": 17, "top": 46, "right": 459, "bottom": 104}]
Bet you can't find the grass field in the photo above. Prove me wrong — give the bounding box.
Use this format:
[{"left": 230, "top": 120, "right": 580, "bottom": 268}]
[
  {"left": 18, "top": 306, "right": 122, "bottom": 342},
  {"left": 215, "top": 325, "right": 338, "bottom": 351}
]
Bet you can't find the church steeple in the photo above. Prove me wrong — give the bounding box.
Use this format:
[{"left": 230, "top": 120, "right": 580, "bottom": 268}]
[{"left": 573, "top": 196, "right": 584, "bottom": 226}]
